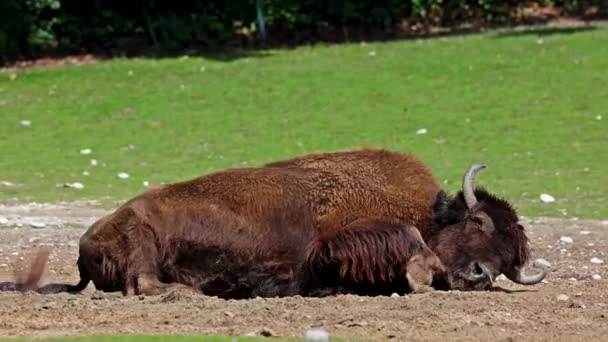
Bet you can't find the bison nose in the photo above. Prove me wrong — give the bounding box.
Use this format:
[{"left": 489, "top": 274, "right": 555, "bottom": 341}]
[{"left": 469, "top": 262, "right": 492, "bottom": 283}]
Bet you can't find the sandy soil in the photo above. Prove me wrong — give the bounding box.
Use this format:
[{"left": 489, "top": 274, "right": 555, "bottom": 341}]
[{"left": 0, "top": 204, "right": 607, "bottom": 341}]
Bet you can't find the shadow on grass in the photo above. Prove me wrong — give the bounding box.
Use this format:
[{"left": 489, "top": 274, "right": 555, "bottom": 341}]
[
  {"left": 2, "top": 17, "right": 605, "bottom": 69},
  {"left": 492, "top": 25, "right": 597, "bottom": 38}
]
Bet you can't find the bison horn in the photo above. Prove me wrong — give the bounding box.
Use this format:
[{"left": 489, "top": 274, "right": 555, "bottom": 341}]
[
  {"left": 504, "top": 267, "right": 547, "bottom": 285},
  {"left": 463, "top": 163, "right": 486, "bottom": 209}
]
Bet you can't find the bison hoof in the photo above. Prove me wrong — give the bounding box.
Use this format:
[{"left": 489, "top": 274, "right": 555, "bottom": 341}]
[{"left": 406, "top": 271, "right": 434, "bottom": 294}]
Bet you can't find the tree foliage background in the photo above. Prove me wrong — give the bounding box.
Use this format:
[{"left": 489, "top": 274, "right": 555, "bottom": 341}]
[{"left": 1, "top": 0, "right": 604, "bottom": 60}]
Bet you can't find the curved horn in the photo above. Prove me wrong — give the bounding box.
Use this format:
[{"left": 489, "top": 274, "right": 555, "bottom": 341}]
[
  {"left": 504, "top": 267, "right": 547, "bottom": 285},
  {"left": 463, "top": 163, "right": 486, "bottom": 209}
]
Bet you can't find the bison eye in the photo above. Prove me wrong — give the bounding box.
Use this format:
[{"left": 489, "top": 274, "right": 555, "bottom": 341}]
[{"left": 472, "top": 262, "right": 484, "bottom": 276}]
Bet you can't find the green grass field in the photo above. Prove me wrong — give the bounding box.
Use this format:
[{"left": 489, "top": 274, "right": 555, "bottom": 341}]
[{"left": 1, "top": 25, "right": 606, "bottom": 218}]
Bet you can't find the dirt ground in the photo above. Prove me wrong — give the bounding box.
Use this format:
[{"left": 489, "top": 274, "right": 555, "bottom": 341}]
[{"left": 0, "top": 203, "right": 606, "bottom": 341}]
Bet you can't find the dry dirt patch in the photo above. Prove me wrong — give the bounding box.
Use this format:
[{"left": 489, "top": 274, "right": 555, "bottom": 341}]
[{"left": 0, "top": 204, "right": 607, "bottom": 341}]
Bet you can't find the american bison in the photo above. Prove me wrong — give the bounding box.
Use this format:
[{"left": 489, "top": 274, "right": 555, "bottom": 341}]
[{"left": 2, "top": 148, "right": 545, "bottom": 297}]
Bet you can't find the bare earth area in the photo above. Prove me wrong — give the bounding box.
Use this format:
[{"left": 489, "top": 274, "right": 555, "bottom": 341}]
[{"left": 0, "top": 204, "right": 606, "bottom": 341}]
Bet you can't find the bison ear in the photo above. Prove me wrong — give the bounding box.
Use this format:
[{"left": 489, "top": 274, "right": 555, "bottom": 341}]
[
  {"left": 431, "top": 191, "right": 451, "bottom": 225},
  {"left": 472, "top": 212, "right": 495, "bottom": 235},
  {"left": 432, "top": 191, "right": 466, "bottom": 227}
]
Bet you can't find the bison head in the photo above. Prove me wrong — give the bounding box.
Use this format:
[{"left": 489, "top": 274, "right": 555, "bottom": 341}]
[{"left": 428, "top": 164, "right": 546, "bottom": 290}]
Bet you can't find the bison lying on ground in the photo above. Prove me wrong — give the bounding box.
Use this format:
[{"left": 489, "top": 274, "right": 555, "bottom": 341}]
[{"left": 1, "top": 148, "right": 545, "bottom": 297}]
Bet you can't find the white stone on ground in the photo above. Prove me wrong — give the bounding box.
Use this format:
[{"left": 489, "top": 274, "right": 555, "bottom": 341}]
[
  {"left": 590, "top": 257, "right": 604, "bottom": 264},
  {"left": 556, "top": 294, "right": 569, "bottom": 301},
  {"left": 540, "top": 193, "right": 555, "bottom": 203},
  {"left": 29, "top": 221, "right": 46, "bottom": 228},
  {"left": 559, "top": 236, "right": 573, "bottom": 244},
  {"left": 304, "top": 329, "right": 330, "bottom": 342}
]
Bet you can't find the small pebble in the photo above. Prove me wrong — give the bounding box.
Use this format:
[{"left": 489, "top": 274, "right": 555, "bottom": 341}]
[
  {"left": 540, "top": 193, "right": 555, "bottom": 203},
  {"left": 304, "top": 329, "right": 330, "bottom": 342},
  {"left": 259, "top": 327, "right": 276, "bottom": 337},
  {"left": 591, "top": 257, "right": 604, "bottom": 264},
  {"left": 90, "top": 292, "right": 105, "bottom": 300},
  {"left": 496, "top": 274, "right": 508, "bottom": 281},
  {"left": 569, "top": 300, "right": 586, "bottom": 309},
  {"left": 29, "top": 221, "right": 46, "bottom": 229},
  {"left": 416, "top": 128, "right": 428, "bottom": 135},
  {"left": 20, "top": 120, "right": 31, "bottom": 127},
  {"left": 560, "top": 236, "right": 573, "bottom": 244},
  {"left": 579, "top": 230, "right": 591, "bottom": 235},
  {"left": 143, "top": 181, "right": 150, "bottom": 187},
  {"left": 117, "top": 172, "right": 129, "bottom": 179},
  {"left": 557, "top": 294, "right": 570, "bottom": 301},
  {"left": 90, "top": 159, "right": 98, "bottom": 166},
  {"left": 390, "top": 293, "right": 400, "bottom": 298},
  {"left": 568, "top": 277, "right": 577, "bottom": 282},
  {"left": 64, "top": 182, "right": 84, "bottom": 189},
  {"left": 592, "top": 274, "right": 601, "bottom": 280},
  {"left": 0, "top": 217, "right": 8, "bottom": 225}
]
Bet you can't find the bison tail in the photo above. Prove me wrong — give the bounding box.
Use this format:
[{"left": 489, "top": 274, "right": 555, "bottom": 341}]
[
  {"left": 36, "top": 256, "right": 91, "bottom": 294},
  {"left": 0, "top": 249, "right": 51, "bottom": 292}
]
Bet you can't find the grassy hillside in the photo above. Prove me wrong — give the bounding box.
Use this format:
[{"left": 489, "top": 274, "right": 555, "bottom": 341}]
[{"left": 1, "top": 25, "right": 606, "bottom": 218}]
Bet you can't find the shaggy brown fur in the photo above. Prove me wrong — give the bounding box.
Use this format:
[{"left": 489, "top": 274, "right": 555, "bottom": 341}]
[
  {"left": 265, "top": 148, "right": 441, "bottom": 238},
  {"left": 301, "top": 218, "right": 448, "bottom": 297}
]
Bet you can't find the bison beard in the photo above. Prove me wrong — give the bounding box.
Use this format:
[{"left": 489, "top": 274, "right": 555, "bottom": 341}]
[{"left": 301, "top": 218, "right": 449, "bottom": 297}]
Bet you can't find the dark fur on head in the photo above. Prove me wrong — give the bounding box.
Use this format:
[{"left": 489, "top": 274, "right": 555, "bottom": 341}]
[{"left": 429, "top": 187, "right": 531, "bottom": 289}]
